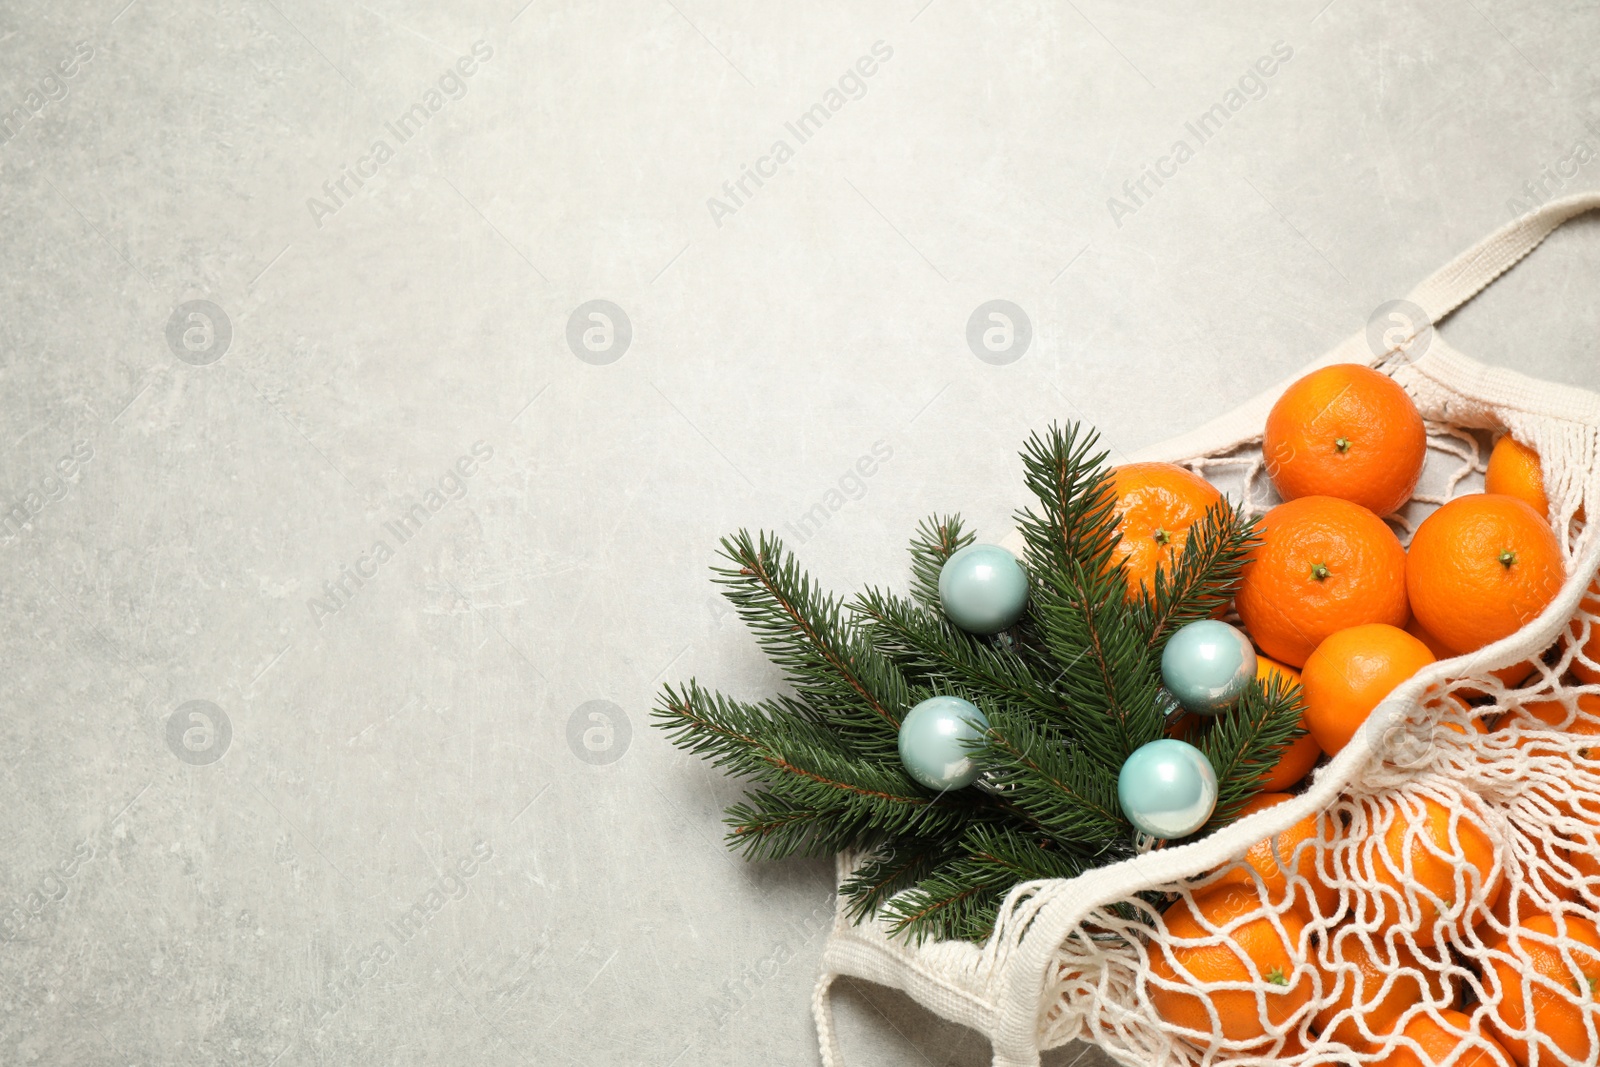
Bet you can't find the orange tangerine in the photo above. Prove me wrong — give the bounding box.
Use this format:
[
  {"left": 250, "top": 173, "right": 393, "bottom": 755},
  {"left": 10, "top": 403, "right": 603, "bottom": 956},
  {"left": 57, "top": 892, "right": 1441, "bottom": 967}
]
[
  {"left": 1235, "top": 496, "right": 1410, "bottom": 668},
  {"left": 1147, "top": 884, "right": 1316, "bottom": 1047},
  {"left": 1314, "top": 934, "right": 1459, "bottom": 1046},
  {"left": 1366, "top": 794, "right": 1504, "bottom": 946},
  {"left": 1301, "top": 624, "right": 1436, "bottom": 756},
  {"left": 1109, "top": 463, "right": 1223, "bottom": 598},
  {"left": 1212, "top": 793, "right": 1338, "bottom": 920},
  {"left": 1369, "top": 1009, "right": 1514, "bottom": 1067},
  {"left": 1485, "top": 434, "right": 1550, "bottom": 521},
  {"left": 1404, "top": 616, "right": 1538, "bottom": 699},
  {"left": 1483, "top": 913, "right": 1600, "bottom": 1066},
  {"left": 1263, "top": 363, "right": 1427, "bottom": 517},
  {"left": 1569, "top": 582, "right": 1600, "bottom": 687},
  {"left": 1256, "top": 656, "right": 1321, "bottom": 792},
  {"left": 1406, "top": 494, "right": 1565, "bottom": 656}
]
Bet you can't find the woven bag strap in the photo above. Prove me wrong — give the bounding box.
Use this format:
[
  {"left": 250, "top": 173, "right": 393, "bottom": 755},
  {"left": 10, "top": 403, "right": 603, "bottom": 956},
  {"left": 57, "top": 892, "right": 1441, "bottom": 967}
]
[
  {"left": 1109, "top": 191, "right": 1600, "bottom": 470},
  {"left": 1401, "top": 191, "right": 1600, "bottom": 333}
]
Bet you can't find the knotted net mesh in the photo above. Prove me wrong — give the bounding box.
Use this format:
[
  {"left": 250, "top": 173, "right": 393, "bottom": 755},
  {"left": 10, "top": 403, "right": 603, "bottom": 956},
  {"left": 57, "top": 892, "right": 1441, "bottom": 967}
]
[{"left": 1038, "top": 421, "right": 1600, "bottom": 1067}]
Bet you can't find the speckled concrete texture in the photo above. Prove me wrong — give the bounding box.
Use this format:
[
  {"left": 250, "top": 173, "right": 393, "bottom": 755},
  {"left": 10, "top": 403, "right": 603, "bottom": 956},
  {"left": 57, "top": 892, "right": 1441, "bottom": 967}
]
[{"left": 1, "top": 1, "right": 1598, "bottom": 1064}]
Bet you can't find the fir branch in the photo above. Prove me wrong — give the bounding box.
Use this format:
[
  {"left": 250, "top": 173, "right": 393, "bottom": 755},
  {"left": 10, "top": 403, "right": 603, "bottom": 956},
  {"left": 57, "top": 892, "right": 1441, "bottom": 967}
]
[
  {"left": 656, "top": 681, "right": 973, "bottom": 859},
  {"left": 656, "top": 421, "right": 1291, "bottom": 945},
  {"left": 879, "top": 856, "right": 1012, "bottom": 944},
  {"left": 1011, "top": 423, "right": 1167, "bottom": 764},
  {"left": 961, "top": 825, "right": 1097, "bottom": 885},
  {"left": 977, "top": 707, "right": 1129, "bottom": 844},
  {"left": 1133, "top": 497, "right": 1260, "bottom": 648},
  {"left": 1195, "top": 672, "right": 1307, "bottom": 828},
  {"left": 721, "top": 792, "right": 839, "bottom": 859},
  {"left": 850, "top": 587, "right": 1061, "bottom": 719},
  {"left": 907, "top": 514, "right": 974, "bottom": 610},
  {"left": 713, "top": 530, "right": 910, "bottom": 755},
  {"left": 759, "top": 740, "right": 944, "bottom": 813},
  {"left": 1024, "top": 557, "right": 1167, "bottom": 769},
  {"left": 1013, "top": 425, "right": 1121, "bottom": 585},
  {"left": 653, "top": 681, "right": 792, "bottom": 773},
  {"left": 881, "top": 826, "right": 1096, "bottom": 943},
  {"left": 723, "top": 770, "right": 967, "bottom": 860},
  {"left": 839, "top": 837, "right": 958, "bottom": 923}
]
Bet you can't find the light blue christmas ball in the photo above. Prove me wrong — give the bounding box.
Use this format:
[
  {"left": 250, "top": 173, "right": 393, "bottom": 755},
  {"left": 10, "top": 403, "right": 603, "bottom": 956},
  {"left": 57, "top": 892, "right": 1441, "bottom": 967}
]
[
  {"left": 898, "top": 696, "right": 990, "bottom": 791},
  {"left": 1117, "top": 738, "right": 1218, "bottom": 839},
  {"left": 1160, "top": 619, "right": 1257, "bottom": 715},
  {"left": 938, "top": 544, "right": 1028, "bottom": 635}
]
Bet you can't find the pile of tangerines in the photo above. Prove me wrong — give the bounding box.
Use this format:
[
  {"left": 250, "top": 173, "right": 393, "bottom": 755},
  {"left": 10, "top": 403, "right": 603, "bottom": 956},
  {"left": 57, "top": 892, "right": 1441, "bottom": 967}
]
[{"left": 1106, "top": 363, "right": 1600, "bottom": 1066}]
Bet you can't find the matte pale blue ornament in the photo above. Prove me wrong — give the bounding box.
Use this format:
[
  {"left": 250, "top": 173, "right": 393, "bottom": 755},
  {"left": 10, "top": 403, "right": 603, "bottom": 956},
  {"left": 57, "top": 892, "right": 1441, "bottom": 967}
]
[
  {"left": 898, "top": 696, "right": 989, "bottom": 791},
  {"left": 1117, "top": 738, "right": 1218, "bottom": 839},
  {"left": 938, "top": 544, "right": 1028, "bottom": 635},
  {"left": 1160, "top": 619, "right": 1257, "bottom": 715}
]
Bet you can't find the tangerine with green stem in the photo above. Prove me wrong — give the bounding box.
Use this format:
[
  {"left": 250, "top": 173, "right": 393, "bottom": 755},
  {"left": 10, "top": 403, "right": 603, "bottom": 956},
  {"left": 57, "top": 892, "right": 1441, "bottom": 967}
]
[
  {"left": 1234, "top": 496, "right": 1410, "bottom": 668},
  {"left": 1406, "top": 494, "right": 1564, "bottom": 656},
  {"left": 1147, "top": 883, "right": 1315, "bottom": 1047},
  {"left": 1263, "top": 363, "right": 1427, "bottom": 517},
  {"left": 1109, "top": 462, "right": 1223, "bottom": 598}
]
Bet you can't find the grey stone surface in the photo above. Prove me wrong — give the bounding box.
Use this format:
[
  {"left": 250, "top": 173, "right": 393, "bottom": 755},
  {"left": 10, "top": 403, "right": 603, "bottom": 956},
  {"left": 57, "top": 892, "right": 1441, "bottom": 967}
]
[{"left": 1, "top": 0, "right": 1597, "bottom": 1064}]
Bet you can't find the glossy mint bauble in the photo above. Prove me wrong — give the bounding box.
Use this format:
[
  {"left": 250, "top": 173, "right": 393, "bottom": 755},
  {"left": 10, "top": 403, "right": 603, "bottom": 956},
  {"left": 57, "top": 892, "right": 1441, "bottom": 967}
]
[
  {"left": 898, "top": 696, "right": 989, "bottom": 791},
  {"left": 1117, "top": 738, "right": 1218, "bottom": 839},
  {"left": 1161, "top": 619, "right": 1257, "bottom": 715},
  {"left": 938, "top": 544, "right": 1028, "bottom": 635}
]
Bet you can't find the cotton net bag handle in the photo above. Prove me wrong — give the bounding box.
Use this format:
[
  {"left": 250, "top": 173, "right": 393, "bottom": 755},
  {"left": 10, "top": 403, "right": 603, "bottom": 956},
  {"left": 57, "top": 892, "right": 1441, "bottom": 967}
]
[
  {"left": 1404, "top": 191, "right": 1600, "bottom": 339},
  {"left": 814, "top": 191, "right": 1600, "bottom": 1067},
  {"left": 1100, "top": 190, "right": 1600, "bottom": 473}
]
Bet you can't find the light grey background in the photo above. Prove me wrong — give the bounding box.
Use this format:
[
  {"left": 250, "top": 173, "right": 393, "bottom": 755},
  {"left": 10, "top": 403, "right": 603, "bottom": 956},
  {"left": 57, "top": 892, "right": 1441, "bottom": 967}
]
[{"left": 2, "top": 0, "right": 1598, "bottom": 1064}]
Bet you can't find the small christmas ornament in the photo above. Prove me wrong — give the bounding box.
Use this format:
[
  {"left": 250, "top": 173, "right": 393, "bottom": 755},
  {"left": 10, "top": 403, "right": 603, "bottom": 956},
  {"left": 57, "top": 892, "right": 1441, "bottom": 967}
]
[
  {"left": 898, "top": 696, "right": 990, "bottom": 791},
  {"left": 1160, "top": 619, "right": 1257, "bottom": 714},
  {"left": 1117, "top": 738, "right": 1218, "bottom": 839},
  {"left": 938, "top": 544, "right": 1028, "bottom": 635}
]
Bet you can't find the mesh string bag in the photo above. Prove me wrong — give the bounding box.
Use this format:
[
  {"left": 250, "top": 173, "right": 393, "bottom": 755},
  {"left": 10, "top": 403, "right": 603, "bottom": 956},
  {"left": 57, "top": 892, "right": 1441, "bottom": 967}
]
[{"left": 811, "top": 190, "right": 1600, "bottom": 1067}]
